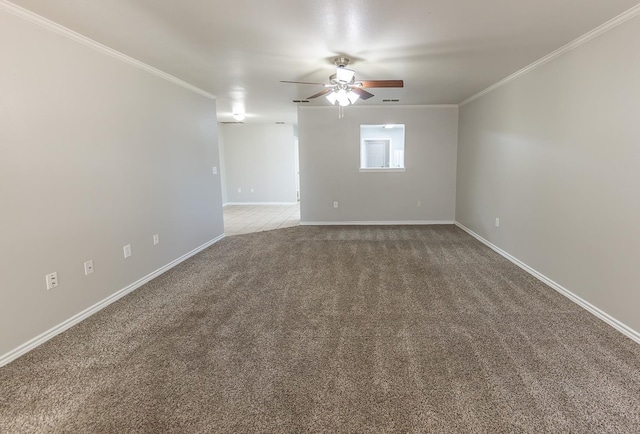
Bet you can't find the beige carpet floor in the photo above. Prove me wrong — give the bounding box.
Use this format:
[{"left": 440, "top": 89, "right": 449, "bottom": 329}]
[{"left": 1, "top": 225, "right": 640, "bottom": 433}]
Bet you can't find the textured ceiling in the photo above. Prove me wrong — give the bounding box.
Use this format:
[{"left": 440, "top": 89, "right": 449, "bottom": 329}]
[{"left": 7, "top": 0, "right": 640, "bottom": 124}]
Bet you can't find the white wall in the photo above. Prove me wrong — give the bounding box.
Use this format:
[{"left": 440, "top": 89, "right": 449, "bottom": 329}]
[
  {"left": 0, "top": 9, "right": 223, "bottom": 359},
  {"left": 220, "top": 124, "right": 297, "bottom": 204},
  {"left": 298, "top": 106, "right": 458, "bottom": 223},
  {"left": 456, "top": 16, "right": 640, "bottom": 333}
]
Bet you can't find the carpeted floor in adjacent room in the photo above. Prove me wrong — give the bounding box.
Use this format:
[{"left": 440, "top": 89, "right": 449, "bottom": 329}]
[{"left": 1, "top": 225, "right": 640, "bottom": 433}]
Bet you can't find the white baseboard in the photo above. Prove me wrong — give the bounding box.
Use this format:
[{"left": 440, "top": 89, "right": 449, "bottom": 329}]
[
  {"left": 455, "top": 222, "right": 640, "bottom": 345},
  {"left": 0, "top": 234, "right": 225, "bottom": 368},
  {"left": 300, "top": 220, "right": 454, "bottom": 226},
  {"left": 224, "top": 202, "right": 298, "bottom": 206}
]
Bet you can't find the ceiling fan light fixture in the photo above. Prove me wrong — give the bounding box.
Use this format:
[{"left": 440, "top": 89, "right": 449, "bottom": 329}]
[
  {"left": 347, "top": 90, "right": 360, "bottom": 104},
  {"left": 336, "top": 88, "right": 351, "bottom": 106},
  {"left": 325, "top": 91, "right": 338, "bottom": 105},
  {"left": 326, "top": 86, "right": 360, "bottom": 106}
]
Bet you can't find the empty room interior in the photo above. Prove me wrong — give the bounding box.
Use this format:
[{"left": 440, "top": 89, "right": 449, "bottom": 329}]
[{"left": 2, "top": 0, "right": 640, "bottom": 432}]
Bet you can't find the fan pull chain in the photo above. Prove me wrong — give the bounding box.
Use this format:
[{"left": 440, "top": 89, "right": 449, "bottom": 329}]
[{"left": 338, "top": 105, "right": 344, "bottom": 119}]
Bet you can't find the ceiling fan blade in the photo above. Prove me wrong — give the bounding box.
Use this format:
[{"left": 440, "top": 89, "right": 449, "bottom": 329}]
[
  {"left": 307, "top": 88, "right": 334, "bottom": 99},
  {"left": 358, "top": 80, "right": 404, "bottom": 88},
  {"left": 280, "top": 80, "right": 326, "bottom": 85},
  {"left": 351, "top": 87, "right": 375, "bottom": 100}
]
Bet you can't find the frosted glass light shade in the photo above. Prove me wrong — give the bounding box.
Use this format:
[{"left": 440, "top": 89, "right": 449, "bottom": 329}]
[
  {"left": 326, "top": 86, "right": 360, "bottom": 106},
  {"left": 347, "top": 90, "right": 360, "bottom": 104}
]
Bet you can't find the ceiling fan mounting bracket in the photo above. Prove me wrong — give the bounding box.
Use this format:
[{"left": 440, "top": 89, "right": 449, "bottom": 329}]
[{"left": 333, "top": 56, "right": 350, "bottom": 68}]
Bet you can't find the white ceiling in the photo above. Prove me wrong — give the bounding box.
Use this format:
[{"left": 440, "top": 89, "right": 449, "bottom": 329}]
[{"left": 8, "top": 0, "right": 639, "bottom": 124}]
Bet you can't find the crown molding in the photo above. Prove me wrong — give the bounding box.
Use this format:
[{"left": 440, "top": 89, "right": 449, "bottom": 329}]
[
  {"left": 459, "top": 4, "right": 640, "bottom": 107},
  {"left": 0, "top": 0, "right": 216, "bottom": 100}
]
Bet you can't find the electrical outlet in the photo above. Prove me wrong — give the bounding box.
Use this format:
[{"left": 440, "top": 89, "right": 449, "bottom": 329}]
[
  {"left": 495, "top": 218, "right": 500, "bottom": 228},
  {"left": 250, "top": 188, "right": 255, "bottom": 193},
  {"left": 84, "top": 260, "right": 94, "bottom": 275},
  {"left": 333, "top": 201, "right": 339, "bottom": 209},
  {"left": 417, "top": 200, "right": 422, "bottom": 207},
  {"left": 237, "top": 188, "right": 242, "bottom": 193},
  {"left": 212, "top": 166, "right": 218, "bottom": 175},
  {"left": 46, "top": 272, "right": 58, "bottom": 290},
  {"left": 153, "top": 234, "right": 159, "bottom": 245},
  {"left": 123, "top": 244, "right": 132, "bottom": 258}
]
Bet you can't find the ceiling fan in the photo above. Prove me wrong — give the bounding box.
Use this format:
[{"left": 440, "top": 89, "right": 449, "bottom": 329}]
[{"left": 281, "top": 57, "right": 403, "bottom": 106}]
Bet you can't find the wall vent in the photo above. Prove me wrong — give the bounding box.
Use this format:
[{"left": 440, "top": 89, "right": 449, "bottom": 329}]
[{"left": 292, "top": 100, "right": 310, "bottom": 103}]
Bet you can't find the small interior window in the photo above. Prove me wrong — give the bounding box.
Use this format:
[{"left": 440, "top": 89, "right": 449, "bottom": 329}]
[{"left": 360, "top": 124, "right": 405, "bottom": 171}]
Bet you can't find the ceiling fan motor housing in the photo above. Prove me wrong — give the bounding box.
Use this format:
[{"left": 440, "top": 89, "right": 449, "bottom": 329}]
[
  {"left": 334, "top": 56, "right": 350, "bottom": 68},
  {"left": 329, "top": 72, "right": 356, "bottom": 85}
]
